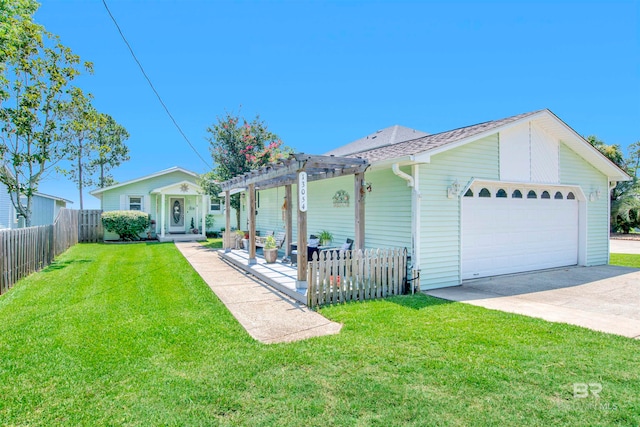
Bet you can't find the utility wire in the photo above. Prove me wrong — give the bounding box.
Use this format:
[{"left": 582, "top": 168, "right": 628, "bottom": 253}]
[{"left": 102, "top": 0, "right": 211, "bottom": 169}]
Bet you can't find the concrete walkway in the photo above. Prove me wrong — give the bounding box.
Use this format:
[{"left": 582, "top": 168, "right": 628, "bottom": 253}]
[{"left": 174, "top": 242, "right": 342, "bottom": 344}]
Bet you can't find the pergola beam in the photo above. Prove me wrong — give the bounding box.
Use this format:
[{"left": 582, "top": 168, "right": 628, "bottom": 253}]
[{"left": 219, "top": 153, "right": 369, "bottom": 193}]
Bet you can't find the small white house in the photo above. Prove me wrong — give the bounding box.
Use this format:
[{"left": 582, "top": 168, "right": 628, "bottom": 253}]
[
  {"left": 248, "top": 109, "right": 629, "bottom": 290},
  {"left": 90, "top": 166, "right": 226, "bottom": 241}
]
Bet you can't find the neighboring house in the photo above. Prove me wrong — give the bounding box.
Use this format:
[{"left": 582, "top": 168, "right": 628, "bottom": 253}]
[
  {"left": 0, "top": 181, "right": 72, "bottom": 229},
  {"left": 0, "top": 184, "right": 17, "bottom": 230},
  {"left": 0, "top": 182, "right": 15, "bottom": 230},
  {"left": 252, "top": 109, "right": 629, "bottom": 290},
  {"left": 17, "top": 193, "right": 73, "bottom": 228},
  {"left": 90, "top": 166, "right": 233, "bottom": 241}
]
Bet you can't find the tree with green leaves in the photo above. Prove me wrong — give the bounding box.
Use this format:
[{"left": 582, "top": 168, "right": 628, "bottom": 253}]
[
  {"left": 0, "top": 0, "right": 92, "bottom": 226},
  {"left": 90, "top": 113, "right": 130, "bottom": 189},
  {"left": 205, "top": 113, "right": 292, "bottom": 228},
  {"left": 58, "top": 87, "right": 99, "bottom": 209},
  {"left": 586, "top": 135, "right": 640, "bottom": 233}
]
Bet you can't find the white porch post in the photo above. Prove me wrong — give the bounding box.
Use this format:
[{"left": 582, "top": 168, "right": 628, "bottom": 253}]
[
  {"left": 224, "top": 190, "right": 231, "bottom": 252},
  {"left": 160, "top": 194, "right": 165, "bottom": 238},
  {"left": 296, "top": 171, "right": 308, "bottom": 288},
  {"left": 354, "top": 171, "right": 365, "bottom": 251},
  {"left": 248, "top": 183, "right": 256, "bottom": 265},
  {"left": 201, "top": 194, "right": 206, "bottom": 237}
]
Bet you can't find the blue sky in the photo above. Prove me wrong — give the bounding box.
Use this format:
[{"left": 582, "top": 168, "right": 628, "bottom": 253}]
[{"left": 34, "top": 0, "right": 639, "bottom": 209}]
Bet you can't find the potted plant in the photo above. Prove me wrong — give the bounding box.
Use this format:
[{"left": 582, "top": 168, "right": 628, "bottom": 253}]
[
  {"left": 241, "top": 231, "right": 250, "bottom": 250},
  {"left": 318, "top": 230, "right": 333, "bottom": 246},
  {"left": 263, "top": 235, "right": 278, "bottom": 263}
]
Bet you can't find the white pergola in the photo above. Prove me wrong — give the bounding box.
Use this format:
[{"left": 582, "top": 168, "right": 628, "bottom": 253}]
[{"left": 219, "top": 153, "right": 369, "bottom": 288}]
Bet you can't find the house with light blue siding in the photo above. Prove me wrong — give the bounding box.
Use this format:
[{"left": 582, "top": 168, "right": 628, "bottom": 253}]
[
  {"left": 0, "top": 182, "right": 71, "bottom": 229},
  {"left": 17, "top": 193, "right": 73, "bottom": 228},
  {"left": 0, "top": 182, "right": 16, "bottom": 230},
  {"left": 90, "top": 166, "right": 237, "bottom": 241},
  {"left": 250, "top": 109, "right": 629, "bottom": 290}
]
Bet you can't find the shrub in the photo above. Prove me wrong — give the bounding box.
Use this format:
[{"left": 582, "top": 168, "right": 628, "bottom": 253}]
[
  {"left": 102, "top": 210, "right": 150, "bottom": 241},
  {"left": 205, "top": 214, "right": 215, "bottom": 230}
]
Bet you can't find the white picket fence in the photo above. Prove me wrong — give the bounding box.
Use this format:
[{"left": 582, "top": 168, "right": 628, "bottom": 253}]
[{"left": 307, "top": 248, "right": 408, "bottom": 307}]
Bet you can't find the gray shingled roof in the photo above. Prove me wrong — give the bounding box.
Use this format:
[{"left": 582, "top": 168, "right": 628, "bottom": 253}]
[
  {"left": 325, "top": 125, "right": 429, "bottom": 157},
  {"left": 345, "top": 110, "right": 546, "bottom": 163}
]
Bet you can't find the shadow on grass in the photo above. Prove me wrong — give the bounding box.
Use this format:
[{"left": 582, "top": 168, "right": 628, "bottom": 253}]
[
  {"left": 386, "top": 293, "right": 453, "bottom": 310},
  {"left": 201, "top": 241, "right": 223, "bottom": 250},
  {"left": 43, "top": 259, "right": 94, "bottom": 272}
]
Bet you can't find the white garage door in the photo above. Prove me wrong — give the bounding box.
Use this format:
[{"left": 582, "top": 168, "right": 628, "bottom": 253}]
[{"left": 462, "top": 186, "right": 578, "bottom": 280}]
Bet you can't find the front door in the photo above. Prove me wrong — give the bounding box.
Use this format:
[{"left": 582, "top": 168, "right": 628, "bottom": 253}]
[{"left": 169, "top": 197, "right": 185, "bottom": 233}]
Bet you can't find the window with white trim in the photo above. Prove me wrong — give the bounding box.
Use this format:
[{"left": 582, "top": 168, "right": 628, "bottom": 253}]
[
  {"left": 129, "top": 196, "right": 143, "bottom": 211},
  {"left": 210, "top": 199, "right": 222, "bottom": 213}
]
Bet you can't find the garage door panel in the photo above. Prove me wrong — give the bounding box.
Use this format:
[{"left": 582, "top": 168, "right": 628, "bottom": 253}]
[{"left": 462, "top": 194, "right": 578, "bottom": 280}]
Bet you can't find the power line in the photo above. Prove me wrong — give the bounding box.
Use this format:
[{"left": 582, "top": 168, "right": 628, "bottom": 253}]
[{"left": 101, "top": 0, "right": 211, "bottom": 169}]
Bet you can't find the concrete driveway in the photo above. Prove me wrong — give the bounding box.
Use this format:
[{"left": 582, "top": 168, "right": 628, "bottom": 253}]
[{"left": 426, "top": 265, "right": 640, "bottom": 339}]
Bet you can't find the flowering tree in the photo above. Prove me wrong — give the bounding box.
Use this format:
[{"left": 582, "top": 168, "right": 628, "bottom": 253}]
[{"left": 205, "top": 112, "right": 292, "bottom": 228}]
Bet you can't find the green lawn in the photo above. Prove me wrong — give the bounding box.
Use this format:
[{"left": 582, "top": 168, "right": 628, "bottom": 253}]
[
  {"left": 0, "top": 244, "right": 638, "bottom": 426},
  {"left": 202, "top": 237, "right": 223, "bottom": 249},
  {"left": 610, "top": 252, "right": 640, "bottom": 268}
]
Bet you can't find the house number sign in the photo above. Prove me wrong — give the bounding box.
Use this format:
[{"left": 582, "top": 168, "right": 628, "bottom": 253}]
[{"left": 298, "top": 172, "right": 308, "bottom": 212}]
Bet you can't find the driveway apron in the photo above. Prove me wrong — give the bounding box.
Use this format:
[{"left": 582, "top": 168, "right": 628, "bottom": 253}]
[{"left": 427, "top": 265, "right": 640, "bottom": 339}]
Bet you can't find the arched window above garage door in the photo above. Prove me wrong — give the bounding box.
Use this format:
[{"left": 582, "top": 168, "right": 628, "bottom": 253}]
[
  {"left": 541, "top": 191, "right": 550, "bottom": 199},
  {"left": 512, "top": 189, "right": 523, "bottom": 198},
  {"left": 554, "top": 191, "right": 563, "bottom": 199},
  {"left": 464, "top": 188, "right": 473, "bottom": 197},
  {"left": 496, "top": 189, "right": 507, "bottom": 198},
  {"left": 479, "top": 188, "right": 491, "bottom": 197},
  {"left": 567, "top": 192, "right": 575, "bottom": 200},
  {"left": 527, "top": 190, "right": 537, "bottom": 199}
]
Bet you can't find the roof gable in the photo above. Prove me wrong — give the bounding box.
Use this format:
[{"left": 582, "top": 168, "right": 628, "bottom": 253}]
[
  {"left": 325, "top": 125, "right": 428, "bottom": 157},
  {"left": 150, "top": 180, "right": 202, "bottom": 195},
  {"left": 356, "top": 110, "right": 543, "bottom": 164},
  {"left": 33, "top": 192, "right": 73, "bottom": 204},
  {"left": 352, "top": 109, "right": 629, "bottom": 181},
  {"left": 90, "top": 166, "right": 198, "bottom": 197}
]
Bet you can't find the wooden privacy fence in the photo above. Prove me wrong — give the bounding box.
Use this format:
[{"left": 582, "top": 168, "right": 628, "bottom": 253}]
[
  {"left": 0, "top": 208, "right": 82, "bottom": 295},
  {"left": 307, "top": 248, "right": 408, "bottom": 308},
  {"left": 79, "top": 209, "right": 103, "bottom": 242}
]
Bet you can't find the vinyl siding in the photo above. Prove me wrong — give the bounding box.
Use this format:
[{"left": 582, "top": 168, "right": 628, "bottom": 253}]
[
  {"left": 101, "top": 171, "right": 197, "bottom": 212},
  {"left": 255, "top": 186, "right": 287, "bottom": 234},
  {"left": 255, "top": 168, "right": 412, "bottom": 250},
  {"left": 418, "top": 134, "right": 500, "bottom": 289},
  {"left": 559, "top": 143, "right": 609, "bottom": 265},
  {"left": 23, "top": 195, "right": 55, "bottom": 227},
  {"left": 362, "top": 168, "right": 412, "bottom": 249},
  {"left": 0, "top": 183, "right": 13, "bottom": 229}
]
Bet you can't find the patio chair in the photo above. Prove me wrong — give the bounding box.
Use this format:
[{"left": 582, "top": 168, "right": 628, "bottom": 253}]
[
  {"left": 325, "top": 238, "right": 354, "bottom": 261},
  {"left": 290, "top": 235, "right": 319, "bottom": 265}
]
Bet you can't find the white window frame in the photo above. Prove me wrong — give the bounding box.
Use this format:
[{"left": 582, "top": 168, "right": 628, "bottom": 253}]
[
  {"left": 128, "top": 195, "right": 143, "bottom": 211},
  {"left": 210, "top": 198, "right": 222, "bottom": 213}
]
